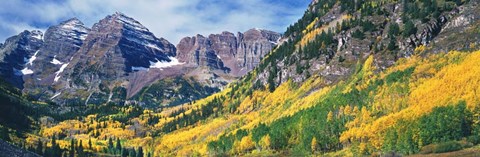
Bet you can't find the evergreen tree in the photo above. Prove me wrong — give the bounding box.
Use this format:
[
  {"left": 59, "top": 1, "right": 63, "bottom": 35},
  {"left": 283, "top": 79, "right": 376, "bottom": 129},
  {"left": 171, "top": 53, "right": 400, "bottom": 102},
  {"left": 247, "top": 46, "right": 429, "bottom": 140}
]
[
  {"left": 121, "top": 148, "right": 128, "bottom": 157},
  {"left": 88, "top": 138, "right": 92, "bottom": 150},
  {"left": 69, "top": 139, "right": 75, "bottom": 157},
  {"left": 116, "top": 138, "right": 122, "bottom": 153},
  {"left": 388, "top": 37, "right": 397, "bottom": 51},
  {"left": 108, "top": 137, "right": 114, "bottom": 149},
  {"left": 388, "top": 23, "right": 400, "bottom": 37},
  {"left": 36, "top": 140, "right": 43, "bottom": 155},
  {"left": 352, "top": 29, "right": 365, "bottom": 39},
  {"left": 403, "top": 20, "right": 417, "bottom": 37},
  {"left": 0, "top": 127, "right": 10, "bottom": 141},
  {"left": 78, "top": 140, "right": 84, "bottom": 157},
  {"left": 137, "top": 147, "right": 144, "bottom": 157},
  {"left": 129, "top": 148, "right": 137, "bottom": 157},
  {"left": 108, "top": 137, "right": 114, "bottom": 154},
  {"left": 51, "top": 135, "right": 62, "bottom": 157}
]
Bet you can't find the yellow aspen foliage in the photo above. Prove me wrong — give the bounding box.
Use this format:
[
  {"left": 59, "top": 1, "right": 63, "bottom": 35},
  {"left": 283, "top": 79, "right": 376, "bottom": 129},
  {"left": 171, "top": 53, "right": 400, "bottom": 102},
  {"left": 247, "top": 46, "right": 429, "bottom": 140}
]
[
  {"left": 356, "top": 55, "right": 378, "bottom": 91},
  {"left": 340, "top": 50, "right": 480, "bottom": 150},
  {"left": 298, "top": 15, "right": 350, "bottom": 48},
  {"left": 344, "top": 105, "right": 352, "bottom": 116},
  {"left": 338, "top": 106, "right": 345, "bottom": 118},
  {"left": 259, "top": 134, "right": 271, "bottom": 150},
  {"left": 352, "top": 106, "right": 360, "bottom": 115},
  {"left": 327, "top": 111, "right": 334, "bottom": 122},
  {"left": 232, "top": 140, "right": 241, "bottom": 154},
  {"left": 414, "top": 45, "right": 427, "bottom": 54},
  {"left": 363, "top": 55, "right": 375, "bottom": 76},
  {"left": 360, "top": 107, "right": 372, "bottom": 124},
  {"left": 359, "top": 143, "right": 369, "bottom": 154},
  {"left": 470, "top": 42, "right": 476, "bottom": 49},
  {"left": 239, "top": 136, "right": 255, "bottom": 153},
  {"left": 303, "top": 18, "right": 319, "bottom": 34},
  {"left": 311, "top": 137, "right": 318, "bottom": 153}
]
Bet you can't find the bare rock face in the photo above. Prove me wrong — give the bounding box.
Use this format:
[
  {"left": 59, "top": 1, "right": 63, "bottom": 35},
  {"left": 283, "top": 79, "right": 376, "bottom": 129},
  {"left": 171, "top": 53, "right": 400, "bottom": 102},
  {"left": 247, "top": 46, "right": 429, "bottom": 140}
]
[
  {"left": 50, "top": 12, "right": 178, "bottom": 105},
  {"left": 236, "top": 29, "right": 280, "bottom": 75},
  {"left": 22, "top": 18, "right": 90, "bottom": 95},
  {"left": 177, "top": 28, "right": 281, "bottom": 77},
  {"left": 176, "top": 34, "right": 228, "bottom": 71},
  {"left": 0, "top": 30, "right": 43, "bottom": 88},
  {"left": 67, "top": 12, "right": 176, "bottom": 80}
]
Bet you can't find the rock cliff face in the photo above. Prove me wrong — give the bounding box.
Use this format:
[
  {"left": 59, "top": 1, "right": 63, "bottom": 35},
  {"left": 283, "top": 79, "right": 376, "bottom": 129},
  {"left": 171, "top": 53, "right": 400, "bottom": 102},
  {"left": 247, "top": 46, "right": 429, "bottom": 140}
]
[
  {"left": 67, "top": 12, "right": 176, "bottom": 80},
  {"left": 177, "top": 29, "right": 281, "bottom": 77},
  {"left": 54, "top": 12, "right": 178, "bottom": 105},
  {"left": 176, "top": 34, "right": 229, "bottom": 72},
  {"left": 22, "top": 18, "right": 90, "bottom": 95},
  {"left": 0, "top": 30, "right": 43, "bottom": 88}
]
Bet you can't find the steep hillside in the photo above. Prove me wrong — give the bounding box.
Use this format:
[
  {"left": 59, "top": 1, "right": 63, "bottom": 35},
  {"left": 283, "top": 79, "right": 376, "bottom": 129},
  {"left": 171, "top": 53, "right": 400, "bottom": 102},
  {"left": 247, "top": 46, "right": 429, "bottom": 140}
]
[{"left": 148, "top": 0, "right": 480, "bottom": 155}]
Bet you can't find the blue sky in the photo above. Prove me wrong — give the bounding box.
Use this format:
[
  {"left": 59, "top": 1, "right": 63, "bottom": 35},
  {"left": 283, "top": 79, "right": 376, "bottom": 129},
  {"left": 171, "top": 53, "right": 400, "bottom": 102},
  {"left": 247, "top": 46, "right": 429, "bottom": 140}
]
[{"left": 0, "top": 0, "right": 310, "bottom": 44}]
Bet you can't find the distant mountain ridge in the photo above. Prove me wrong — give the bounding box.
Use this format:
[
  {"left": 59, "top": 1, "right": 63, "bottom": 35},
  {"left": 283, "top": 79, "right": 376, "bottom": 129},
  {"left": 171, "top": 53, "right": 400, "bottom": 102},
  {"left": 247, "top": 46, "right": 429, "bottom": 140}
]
[
  {"left": 177, "top": 29, "right": 281, "bottom": 77},
  {"left": 0, "top": 12, "right": 281, "bottom": 108}
]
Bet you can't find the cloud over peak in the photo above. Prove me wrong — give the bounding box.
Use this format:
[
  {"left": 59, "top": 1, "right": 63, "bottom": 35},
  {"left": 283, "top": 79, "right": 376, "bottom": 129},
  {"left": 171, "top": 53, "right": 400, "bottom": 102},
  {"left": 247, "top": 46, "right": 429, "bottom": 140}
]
[{"left": 0, "top": 0, "right": 310, "bottom": 44}]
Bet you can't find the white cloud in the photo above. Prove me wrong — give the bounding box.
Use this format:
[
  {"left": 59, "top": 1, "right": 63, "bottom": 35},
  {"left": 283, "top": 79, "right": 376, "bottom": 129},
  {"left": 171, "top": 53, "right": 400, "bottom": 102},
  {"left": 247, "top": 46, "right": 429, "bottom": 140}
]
[{"left": 0, "top": 0, "right": 309, "bottom": 44}]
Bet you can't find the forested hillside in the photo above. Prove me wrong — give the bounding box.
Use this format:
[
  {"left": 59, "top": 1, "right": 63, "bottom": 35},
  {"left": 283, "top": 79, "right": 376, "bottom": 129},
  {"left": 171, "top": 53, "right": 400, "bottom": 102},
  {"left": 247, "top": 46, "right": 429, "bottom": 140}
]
[{"left": 0, "top": 0, "right": 479, "bottom": 156}]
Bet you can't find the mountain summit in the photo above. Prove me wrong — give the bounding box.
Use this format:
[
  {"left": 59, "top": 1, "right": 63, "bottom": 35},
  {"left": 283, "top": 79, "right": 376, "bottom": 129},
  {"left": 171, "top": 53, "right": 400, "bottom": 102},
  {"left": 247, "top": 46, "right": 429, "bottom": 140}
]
[{"left": 0, "top": 13, "right": 280, "bottom": 107}]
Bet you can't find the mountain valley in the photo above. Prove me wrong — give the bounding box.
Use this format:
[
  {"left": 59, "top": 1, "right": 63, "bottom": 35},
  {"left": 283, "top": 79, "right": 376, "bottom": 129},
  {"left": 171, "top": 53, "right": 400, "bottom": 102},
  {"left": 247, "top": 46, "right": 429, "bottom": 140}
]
[{"left": 0, "top": 0, "right": 479, "bottom": 156}]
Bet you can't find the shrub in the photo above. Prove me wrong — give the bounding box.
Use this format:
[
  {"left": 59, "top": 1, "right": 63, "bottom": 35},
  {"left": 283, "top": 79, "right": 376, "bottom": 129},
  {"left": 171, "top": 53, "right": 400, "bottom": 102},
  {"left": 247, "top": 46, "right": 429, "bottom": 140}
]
[
  {"left": 420, "top": 140, "right": 472, "bottom": 154},
  {"left": 352, "top": 29, "right": 365, "bottom": 39},
  {"left": 432, "top": 141, "right": 462, "bottom": 153}
]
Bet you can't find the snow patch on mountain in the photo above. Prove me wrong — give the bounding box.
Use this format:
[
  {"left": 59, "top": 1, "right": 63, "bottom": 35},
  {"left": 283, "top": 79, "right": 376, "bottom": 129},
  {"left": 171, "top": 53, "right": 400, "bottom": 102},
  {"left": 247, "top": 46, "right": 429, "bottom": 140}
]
[
  {"left": 131, "top": 57, "right": 183, "bottom": 71},
  {"left": 50, "top": 92, "right": 61, "bottom": 99},
  {"left": 54, "top": 63, "right": 69, "bottom": 82},
  {"left": 115, "top": 12, "right": 149, "bottom": 32},
  {"left": 51, "top": 55, "right": 63, "bottom": 65},
  {"left": 131, "top": 66, "right": 149, "bottom": 71},
  {"left": 58, "top": 18, "right": 89, "bottom": 41},
  {"left": 26, "top": 50, "right": 40, "bottom": 66},
  {"left": 61, "top": 19, "right": 89, "bottom": 33},
  {"left": 13, "top": 68, "right": 33, "bottom": 76},
  {"left": 32, "top": 34, "right": 43, "bottom": 40},
  {"left": 150, "top": 57, "right": 183, "bottom": 69},
  {"left": 21, "top": 68, "right": 34, "bottom": 75},
  {"left": 146, "top": 43, "right": 163, "bottom": 51}
]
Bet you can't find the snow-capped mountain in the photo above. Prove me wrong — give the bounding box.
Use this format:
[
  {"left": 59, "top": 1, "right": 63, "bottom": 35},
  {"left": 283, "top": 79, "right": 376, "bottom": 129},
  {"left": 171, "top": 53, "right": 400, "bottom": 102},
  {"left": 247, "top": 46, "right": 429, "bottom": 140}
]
[{"left": 0, "top": 12, "right": 280, "bottom": 108}]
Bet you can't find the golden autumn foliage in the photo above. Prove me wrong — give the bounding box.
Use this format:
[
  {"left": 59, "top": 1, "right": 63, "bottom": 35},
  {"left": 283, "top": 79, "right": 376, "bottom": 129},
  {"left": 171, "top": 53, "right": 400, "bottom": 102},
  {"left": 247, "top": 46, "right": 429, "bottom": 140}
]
[
  {"left": 239, "top": 136, "right": 255, "bottom": 153},
  {"left": 340, "top": 50, "right": 480, "bottom": 150},
  {"left": 32, "top": 46, "right": 480, "bottom": 156},
  {"left": 311, "top": 137, "right": 318, "bottom": 153},
  {"left": 298, "top": 14, "right": 351, "bottom": 48},
  {"left": 259, "top": 135, "right": 271, "bottom": 150},
  {"left": 327, "top": 111, "right": 334, "bottom": 122}
]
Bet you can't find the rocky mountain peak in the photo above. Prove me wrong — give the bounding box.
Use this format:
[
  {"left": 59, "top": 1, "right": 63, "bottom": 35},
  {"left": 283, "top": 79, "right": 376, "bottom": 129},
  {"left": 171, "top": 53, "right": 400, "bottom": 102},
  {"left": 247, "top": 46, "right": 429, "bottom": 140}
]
[
  {"left": 244, "top": 28, "right": 281, "bottom": 43},
  {"left": 73, "top": 13, "right": 176, "bottom": 70},
  {"left": 60, "top": 18, "right": 86, "bottom": 30},
  {"left": 0, "top": 12, "right": 281, "bottom": 107},
  {"left": 30, "top": 30, "right": 44, "bottom": 41},
  {"left": 177, "top": 29, "right": 281, "bottom": 77},
  {"left": 56, "top": 18, "right": 90, "bottom": 40},
  {"left": 0, "top": 30, "right": 43, "bottom": 88},
  {"left": 48, "top": 12, "right": 179, "bottom": 103},
  {"left": 111, "top": 12, "right": 150, "bottom": 32}
]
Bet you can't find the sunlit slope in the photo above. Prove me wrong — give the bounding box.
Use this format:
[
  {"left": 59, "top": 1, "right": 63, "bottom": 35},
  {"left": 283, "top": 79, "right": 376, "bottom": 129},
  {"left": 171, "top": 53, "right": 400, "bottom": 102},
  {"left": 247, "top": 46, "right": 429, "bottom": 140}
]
[{"left": 152, "top": 49, "right": 480, "bottom": 155}]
